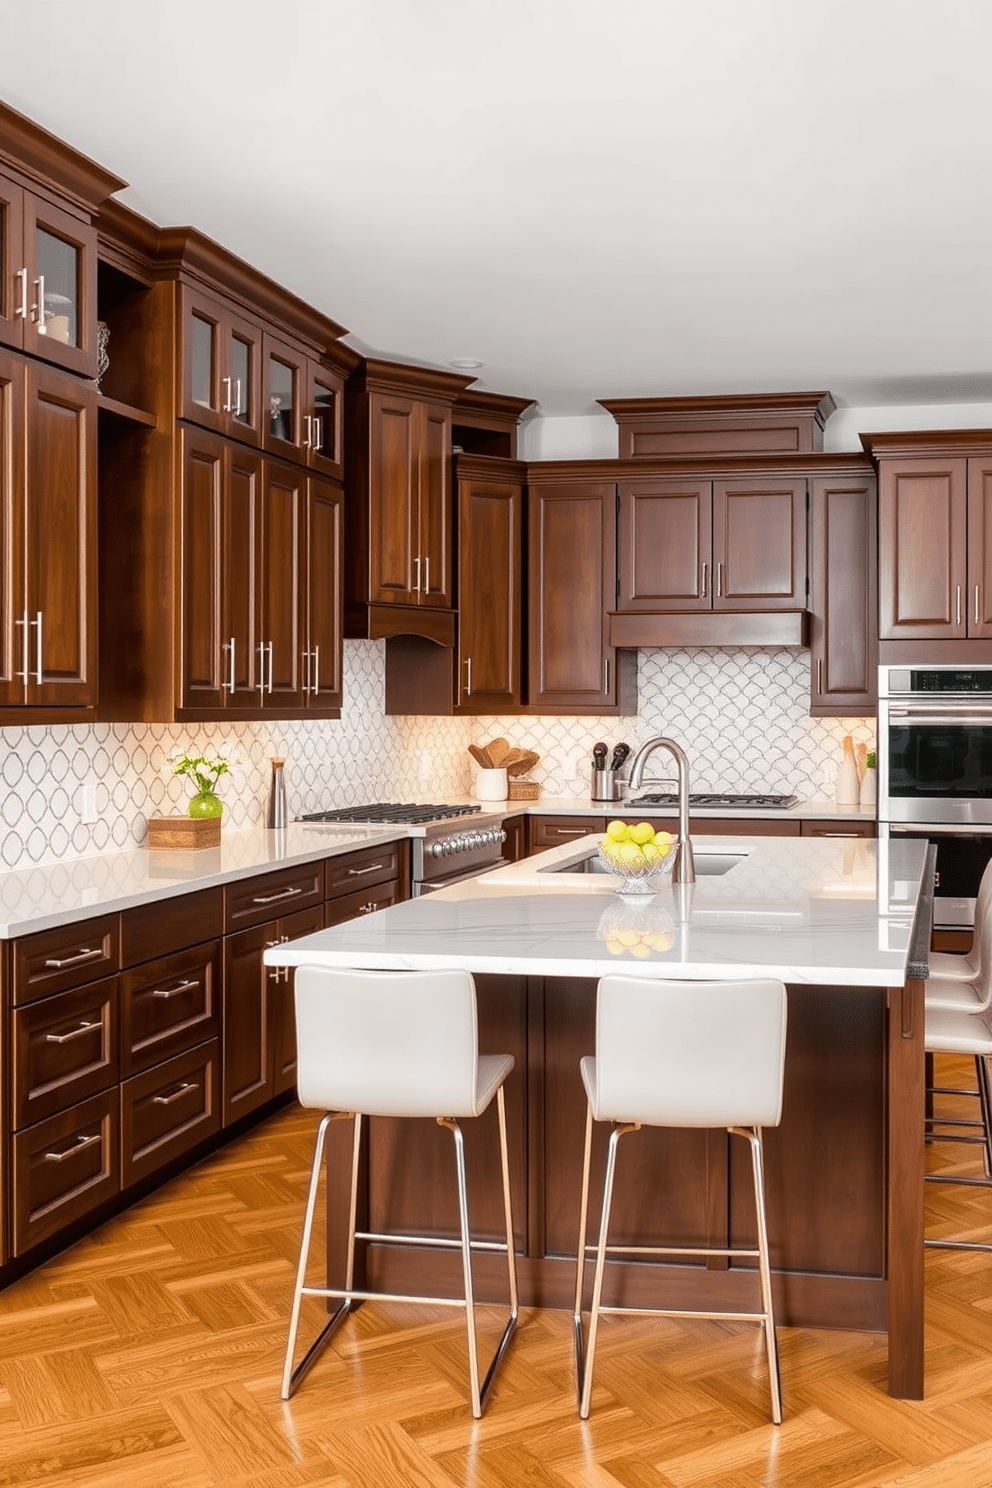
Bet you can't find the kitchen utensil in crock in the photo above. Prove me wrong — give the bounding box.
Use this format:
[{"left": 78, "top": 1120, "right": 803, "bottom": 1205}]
[
  {"left": 610, "top": 742, "right": 630, "bottom": 772},
  {"left": 468, "top": 743, "right": 493, "bottom": 769},
  {"left": 592, "top": 742, "right": 608, "bottom": 769}
]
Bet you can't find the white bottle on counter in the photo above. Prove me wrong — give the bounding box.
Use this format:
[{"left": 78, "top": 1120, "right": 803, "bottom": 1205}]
[{"left": 835, "top": 753, "right": 860, "bottom": 806}]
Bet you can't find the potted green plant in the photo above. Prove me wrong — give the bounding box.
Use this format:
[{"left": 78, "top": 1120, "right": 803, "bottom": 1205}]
[{"left": 173, "top": 751, "right": 230, "bottom": 819}]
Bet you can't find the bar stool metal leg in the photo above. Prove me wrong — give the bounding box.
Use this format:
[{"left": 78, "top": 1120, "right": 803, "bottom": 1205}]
[
  {"left": 733, "top": 1124, "right": 782, "bottom": 1425},
  {"left": 577, "top": 1120, "right": 637, "bottom": 1420},
  {"left": 282, "top": 1111, "right": 361, "bottom": 1400}
]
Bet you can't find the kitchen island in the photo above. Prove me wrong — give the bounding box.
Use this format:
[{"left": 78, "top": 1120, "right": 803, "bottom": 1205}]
[{"left": 264, "top": 833, "right": 932, "bottom": 1399}]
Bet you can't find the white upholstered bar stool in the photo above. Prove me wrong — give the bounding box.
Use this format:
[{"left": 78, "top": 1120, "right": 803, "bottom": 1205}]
[
  {"left": 282, "top": 966, "right": 518, "bottom": 1417},
  {"left": 574, "top": 975, "right": 788, "bottom": 1423},
  {"left": 927, "top": 860, "right": 992, "bottom": 989}
]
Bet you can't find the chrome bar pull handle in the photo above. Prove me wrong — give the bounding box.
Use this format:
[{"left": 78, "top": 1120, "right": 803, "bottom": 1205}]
[
  {"left": 222, "top": 637, "right": 236, "bottom": 691},
  {"left": 956, "top": 584, "right": 962, "bottom": 625},
  {"left": 303, "top": 414, "right": 312, "bottom": 449},
  {"left": 31, "top": 273, "right": 44, "bottom": 325},
  {"left": 701, "top": 562, "right": 708, "bottom": 598},
  {"left": 15, "top": 267, "right": 27, "bottom": 319},
  {"left": 464, "top": 656, "right": 472, "bottom": 696},
  {"left": 314, "top": 416, "right": 323, "bottom": 453},
  {"left": 14, "top": 612, "right": 28, "bottom": 682},
  {"left": 413, "top": 556, "right": 421, "bottom": 593},
  {"left": 423, "top": 555, "right": 430, "bottom": 595},
  {"left": 267, "top": 640, "right": 274, "bottom": 694},
  {"left": 151, "top": 979, "right": 198, "bottom": 1000},
  {"left": 717, "top": 561, "right": 723, "bottom": 598},
  {"left": 976, "top": 585, "right": 981, "bottom": 625},
  {"left": 311, "top": 644, "right": 319, "bottom": 693},
  {"left": 234, "top": 378, "right": 242, "bottom": 417},
  {"left": 257, "top": 641, "right": 266, "bottom": 695},
  {"left": 33, "top": 611, "right": 42, "bottom": 684},
  {"left": 43, "top": 947, "right": 100, "bottom": 970},
  {"left": 604, "top": 657, "right": 610, "bottom": 695},
  {"left": 222, "top": 376, "right": 233, "bottom": 413},
  {"left": 817, "top": 659, "right": 823, "bottom": 693},
  {"left": 303, "top": 647, "right": 311, "bottom": 696},
  {"left": 45, "top": 1019, "right": 98, "bottom": 1044},
  {"left": 153, "top": 1082, "right": 196, "bottom": 1106},
  {"left": 44, "top": 1132, "right": 100, "bottom": 1163}
]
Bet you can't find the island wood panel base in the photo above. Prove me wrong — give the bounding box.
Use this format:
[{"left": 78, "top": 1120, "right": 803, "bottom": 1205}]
[{"left": 320, "top": 972, "right": 922, "bottom": 1396}]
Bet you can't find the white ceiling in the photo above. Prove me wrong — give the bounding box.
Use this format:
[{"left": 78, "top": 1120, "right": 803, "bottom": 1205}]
[{"left": 2, "top": 0, "right": 991, "bottom": 417}]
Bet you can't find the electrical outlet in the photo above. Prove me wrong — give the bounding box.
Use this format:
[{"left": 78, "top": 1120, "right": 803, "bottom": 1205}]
[{"left": 81, "top": 784, "right": 98, "bottom": 824}]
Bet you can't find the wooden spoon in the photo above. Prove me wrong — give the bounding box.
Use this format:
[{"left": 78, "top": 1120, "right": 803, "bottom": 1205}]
[
  {"left": 506, "top": 749, "right": 540, "bottom": 776},
  {"left": 486, "top": 737, "right": 511, "bottom": 765},
  {"left": 469, "top": 743, "right": 494, "bottom": 769}
]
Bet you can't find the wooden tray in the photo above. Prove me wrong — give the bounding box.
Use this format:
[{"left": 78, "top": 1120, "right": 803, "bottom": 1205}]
[{"left": 146, "top": 816, "right": 221, "bottom": 850}]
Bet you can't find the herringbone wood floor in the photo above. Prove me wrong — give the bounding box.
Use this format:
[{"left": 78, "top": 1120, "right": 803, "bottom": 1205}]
[{"left": 2, "top": 1059, "right": 992, "bottom": 1487}]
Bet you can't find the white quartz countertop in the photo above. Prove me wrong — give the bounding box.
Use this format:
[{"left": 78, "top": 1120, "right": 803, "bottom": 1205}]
[
  {"left": 518, "top": 795, "right": 876, "bottom": 823},
  {"left": 264, "top": 833, "right": 928, "bottom": 988},
  {"left": 0, "top": 824, "right": 409, "bottom": 938}
]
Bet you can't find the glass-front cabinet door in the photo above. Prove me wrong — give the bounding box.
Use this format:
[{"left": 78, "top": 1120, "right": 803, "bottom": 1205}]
[
  {"left": 21, "top": 197, "right": 97, "bottom": 379},
  {"left": 263, "top": 335, "right": 303, "bottom": 457},
  {"left": 180, "top": 286, "right": 261, "bottom": 445},
  {"left": 0, "top": 170, "right": 25, "bottom": 352},
  {"left": 305, "top": 361, "right": 343, "bottom": 480}
]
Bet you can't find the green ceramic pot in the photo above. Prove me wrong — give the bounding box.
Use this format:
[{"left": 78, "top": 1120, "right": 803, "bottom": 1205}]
[{"left": 188, "top": 791, "right": 223, "bottom": 820}]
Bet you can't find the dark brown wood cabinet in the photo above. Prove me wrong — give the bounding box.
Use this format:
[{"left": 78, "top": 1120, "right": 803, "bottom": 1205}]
[
  {"left": 809, "top": 472, "right": 878, "bottom": 715},
  {"left": 263, "top": 332, "right": 344, "bottom": 480},
  {"left": 0, "top": 351, "right": 96, "bottom": 719},
  {"left": 345, "top": 359, "right": 475, "bottom": 641},
  {"left": 0, "top": 109, "right": 122, "bottom": 381},
  {"left": 456, "top": 459, "right": 524, "bottom": 711},
  {"left": 617, "top": 476, "right": 807, "bottom": 613},
  {"left": 179, "top": 284, "right": 262, "bottom": 445},
  {"left": 527, "top": 479, "right": 635, "bottom": 714}
]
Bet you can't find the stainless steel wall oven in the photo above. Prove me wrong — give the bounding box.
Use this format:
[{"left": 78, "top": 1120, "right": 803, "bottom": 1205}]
[{"left": 878, "top": 664, "right": 992, "bottom": 928}]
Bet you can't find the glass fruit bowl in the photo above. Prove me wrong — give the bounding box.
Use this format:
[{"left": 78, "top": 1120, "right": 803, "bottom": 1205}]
[{"left": 596, "top": 839, "right": 673, "bottom": 897}]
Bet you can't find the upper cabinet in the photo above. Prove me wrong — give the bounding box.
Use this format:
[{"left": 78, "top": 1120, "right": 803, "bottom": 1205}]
[
  {"left": 0, "top": 104, "right": 124, "bottom": 381},
  {"left": 0, "top": 350, "right": 97, "bottom": 717},
  {"left": 262, "top": 332, "right": 344, "bottom": 480},
  {"left": 180, "top": 285, "right": 262, "bottom": 444},
  {"left": 527, "top": 477, "right": 636, "bottom": 715},
  {"left": 345, "top": 359, "right": 475, "bottom": 642},
  {"left": 808, "top": 471, "right": 877, "bottom": 716},
  {"left": 616, "top": 476, "right": 807, "bottom": 613},
  {"left": 867, "top": 432, "right": 992, "bottom": 645}
]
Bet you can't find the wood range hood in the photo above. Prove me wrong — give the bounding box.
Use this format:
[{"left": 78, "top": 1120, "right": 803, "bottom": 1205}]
[{"left": 607, "top": 609, "right": 810, "bottom": 649}]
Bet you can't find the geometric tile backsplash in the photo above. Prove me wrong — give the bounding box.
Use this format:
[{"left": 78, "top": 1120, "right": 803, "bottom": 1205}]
[{"left": 0, "top": 641, "right": 876, "bottom": 871}]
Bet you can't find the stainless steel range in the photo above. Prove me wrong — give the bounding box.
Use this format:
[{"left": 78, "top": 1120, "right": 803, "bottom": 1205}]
[{"left": 298, "top": 803, "right": 507, "bottom": 895}]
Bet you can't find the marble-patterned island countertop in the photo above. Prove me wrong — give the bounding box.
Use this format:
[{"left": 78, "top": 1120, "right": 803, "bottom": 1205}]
[{"left": 263, "top": 832, "right": 930, "bottom": 988}]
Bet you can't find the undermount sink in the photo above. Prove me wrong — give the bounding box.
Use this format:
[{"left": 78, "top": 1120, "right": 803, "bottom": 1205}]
[{"left": 550, "top": 849, "right": 748, "bottom": 878}]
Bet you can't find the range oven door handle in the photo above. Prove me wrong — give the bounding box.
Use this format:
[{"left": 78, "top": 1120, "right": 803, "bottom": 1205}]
[{"left": 887, "top": 708, "right": 992, "bottom": 724}]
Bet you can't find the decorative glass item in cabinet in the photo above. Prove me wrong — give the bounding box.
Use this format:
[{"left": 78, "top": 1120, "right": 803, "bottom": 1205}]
[
  {"left": 268, "top": 356, "right": 295, "bottom": 441},
  {"left": 96, "top": 320, "right": 110, "bottom": 388},
  {"left": 35, "top": 229, "right": 79, "bottom": 345}
]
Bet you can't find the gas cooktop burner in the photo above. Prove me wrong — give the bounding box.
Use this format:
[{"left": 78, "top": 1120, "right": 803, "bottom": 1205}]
[
  {"left": 300, "top": 803, "right": 484, "bottom": 825},
  {"left": 627, "top": 792, "right": 798, "bottom": 810}
]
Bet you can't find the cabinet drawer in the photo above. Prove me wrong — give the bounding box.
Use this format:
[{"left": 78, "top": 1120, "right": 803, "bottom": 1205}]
[
  {"left": 12, "top": 976, "right": 119, "bottom": 1129},
  {"left": 529, "top": 816, "right": 604, "bottom": 851},
  {"left": 224, "top": 862, "right": 324, "bottom": 931},
  {"left": 13, "top": 914, "right": 119, "bottom": 1005},
  {"left": 121, "top": 941, "right": 221, "bottom": 1077},
  {"left": 121, "top": 888, "right": 223, "bottom": 968},
  {"left": 12, "top": 1090, "right": 120, "bottom": 1256},
  {"left": 800, "top": 821, "right": 877, "bottom": 839},
  {"left": 121, "top": 1040, "right": 221, "bottom": 1189},
  {"left": 326, "top": 841, "right": 403, "bottom": 898},
  {"left": 325, "top": 879, "right": 400, "bottom": 927}
]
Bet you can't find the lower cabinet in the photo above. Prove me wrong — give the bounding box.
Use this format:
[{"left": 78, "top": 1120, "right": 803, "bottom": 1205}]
[{"left": 1, "top": 844, "right": 409, "bottom": 1273}]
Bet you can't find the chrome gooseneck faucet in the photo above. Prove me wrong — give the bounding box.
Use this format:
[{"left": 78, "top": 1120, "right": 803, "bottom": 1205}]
[{"left": 625, "top": 736, "right": 696, "bottom": 884}]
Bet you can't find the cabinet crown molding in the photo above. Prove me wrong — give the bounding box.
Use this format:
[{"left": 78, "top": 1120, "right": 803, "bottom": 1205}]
[
  {"left": 862, "top": 428, "right": 992, "bottom": 459},
  {"left": 353, "top": 357, "right": 477, "bottom": 403},
  {"left": 0, "top": 100, "right": 126, "bottom": 210}
]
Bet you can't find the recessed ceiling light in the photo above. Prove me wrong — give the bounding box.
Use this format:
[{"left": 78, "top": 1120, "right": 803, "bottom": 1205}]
[{"left": 449, "top": 358, "right": 484, "bottom": 370}]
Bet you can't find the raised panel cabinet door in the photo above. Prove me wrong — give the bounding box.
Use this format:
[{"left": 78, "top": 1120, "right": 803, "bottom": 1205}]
[
  {"left": 617, "top": 480, "right": 713, "bottom": 610},
  {"left": 457, "top": 474, "right": 521, "bottom": 710},
  {"left": 528, "top": 482, "right": 617, "bottom": 710},
  {"left": 180, "top": 429, "right": 225, "bottom": 710},
  {"left": 712, "top": 479, "right": 807, "bottom": 609},
  {"left": 369, "top": 391, "right": 418, "bottom": 604},
  {"left": 0, "top": 349, "right": 25, "bottom": 706},
  {"left": 259, "top": 460, "right": 304, "bottom": 710},
  {"left": 418, "top": 400, "right": 453, "bottom": 607},
  {"left": 269, "top": 902, "right": 324, "bottom": 1096},
  {"left": 221, "top": 443, "right": 261, "bottom": 707},
  {"left": 809, "top": 476, "right": 877, "bottom": 715},
  {"left": 24, "top": 364, "right": 96, "bottom": 706},
  {"left": 0, "top": 169, "right": 25, "bottom": 351},
  {"left": 966, "top": 461, "right": 992, "bottom": 637},
  {"left": 222, "top": 922, "right": 272, "bottom": 1126},
  {"left": 305, "top": 477, "right": 343, "bottom": 709},
  {"left": 878, "top": 458, "right": 968, "bottom": 638},
  {"left": 21, "top": 195, "right": 98, "bottom": 380}
]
